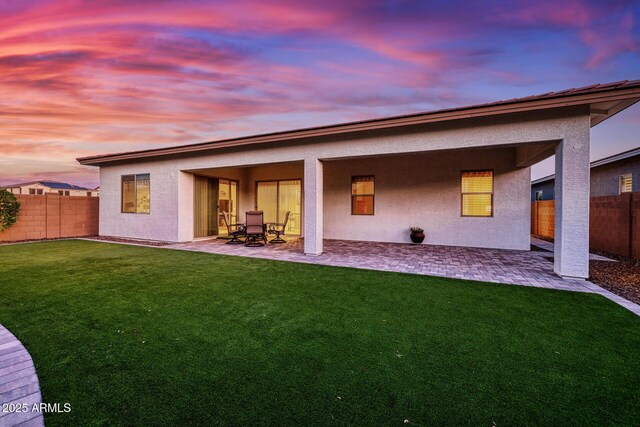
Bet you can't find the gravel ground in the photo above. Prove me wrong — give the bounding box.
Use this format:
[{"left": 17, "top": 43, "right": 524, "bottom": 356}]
[
  {"left": 535, "top": 236, "right": 640, "bottom": 305},
  {"left": 590, "top": 251, "right": 640, "bottom": 305}
]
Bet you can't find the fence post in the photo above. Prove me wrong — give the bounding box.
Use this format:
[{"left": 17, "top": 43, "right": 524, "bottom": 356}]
[
  {"left": 533, "top": 201, "right": 539, "bottom": 236},
  {"left": 45, "top": 193, "right": 61, "bottom": 239},
  {"left": 534, "top": 201, "right": 540, "bottom": 236}
]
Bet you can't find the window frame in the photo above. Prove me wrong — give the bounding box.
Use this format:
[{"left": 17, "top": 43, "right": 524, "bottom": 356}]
[
  {"left": 620, "top": 173, "right": 632, "bottom": 194},
  {"left": 121, "top": 174, "right": 151, "bottom": 214},
  {"left": 460, "top": 169, "right": 494, "bottom": 218},
  {"left": 351, "top": 175, "right": 375, "bottom": 216}
]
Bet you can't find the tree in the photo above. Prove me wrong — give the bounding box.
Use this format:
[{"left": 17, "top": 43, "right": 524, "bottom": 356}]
[{"left": 0, "top": 189, "right": 20, "bottom": 232}]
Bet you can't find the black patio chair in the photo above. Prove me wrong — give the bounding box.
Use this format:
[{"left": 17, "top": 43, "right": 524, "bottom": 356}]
[
  {"left": 221, "top": 211, "right": 245, "bottom": 244},
  {"left": 244, "top": 211, "right": 267, "bottom": 247},
  {"left": 268, "top": 211, "right": 290, "bottom": 243}
]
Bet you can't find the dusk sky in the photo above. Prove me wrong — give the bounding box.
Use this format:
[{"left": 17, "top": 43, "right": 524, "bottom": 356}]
[{"left": 1, "top": 0, "right": 639, "bottom": 188}]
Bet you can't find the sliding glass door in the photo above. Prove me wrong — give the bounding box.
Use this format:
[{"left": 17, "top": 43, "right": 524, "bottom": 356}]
[
  {"left": 217, "top": 179, "right": 238, "bottom": 234},
  {"left": 256, "top": 181, "right": 278, "bottom": 224},
  {"left": 256, "top": 180, "right": 301, "bottom": 234},
  {"left": 278, "top": 180, "right": 301, "bottom": 234},
  {"left": 194, "top": 176, "right": 218, "bottom": 238},
  {"left": 194, "top": 176, "right": 238, "bottom": 238}
]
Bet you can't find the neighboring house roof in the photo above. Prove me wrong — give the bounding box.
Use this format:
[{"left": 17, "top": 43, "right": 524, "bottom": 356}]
[
  {"left": 531, "top": 146, "right": 640, "bottom": 185},
  {"left": 3, "top": 180, "right": 93, "bottom": 191},
  {"left": 590, "top": 146, "right": 640, "bottom": 168},
  {"left": 78, "top": 79, "right": 640, "bottom": 166},
  {"left": 531, "top": 175, "right": 555, "bottom": 185}
]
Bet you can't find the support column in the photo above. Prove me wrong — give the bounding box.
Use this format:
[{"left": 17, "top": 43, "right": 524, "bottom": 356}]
[
  {"left": 177, "top": 171, "right": 194, "bottom": 242},
  {"left": 554, "top": 125, "right": 590, "bottom": 278},
  {"left": 304, "top": 157, "right": 323, "bottom": 255}
]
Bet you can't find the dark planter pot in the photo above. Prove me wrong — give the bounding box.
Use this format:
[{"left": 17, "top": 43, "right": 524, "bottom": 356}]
[{"left": 410, "top": 232, "right": 425, "bottom": 244}]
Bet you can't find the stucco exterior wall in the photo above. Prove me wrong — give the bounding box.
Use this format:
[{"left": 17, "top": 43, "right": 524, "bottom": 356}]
[
  {"left": 531, "top": 180, "right": 555, "bottom": 201},
  {"left": 590, "top": 155, "right": 640, "bottom": 196},
  {"left": 100, "top": 163, "right": 182, "bottom": 241},
  {"left": 97, "top": 107, "right": 589, "bottom": 246},
  {"left": 531, "top": 154, "right": 640, "bottom": 200},
  {"left": 554, "top": 120, "right": 591, "bottom": 278},
  {"left": 324, "top": 148, "right": 531, "bottom": 249}
]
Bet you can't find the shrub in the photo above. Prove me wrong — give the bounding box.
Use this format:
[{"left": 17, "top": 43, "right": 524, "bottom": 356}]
[{"left": 0, "top": 189, "right": 21, "bottom": 232}]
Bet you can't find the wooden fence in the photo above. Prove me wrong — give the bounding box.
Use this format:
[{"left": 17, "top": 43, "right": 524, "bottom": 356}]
[
  {"left": 531, "top": 192, "right": 640, "bottom": 258},
  {"left": 530, "top": 200, "right": 555, "bottom": 239},
  {"left": 0, "top": 194, "right": 99, "bottom": 242}
]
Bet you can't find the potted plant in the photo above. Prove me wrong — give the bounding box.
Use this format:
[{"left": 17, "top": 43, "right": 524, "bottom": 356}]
[{"left": 409, "top": 227, "right": 425, "bottom": 244}]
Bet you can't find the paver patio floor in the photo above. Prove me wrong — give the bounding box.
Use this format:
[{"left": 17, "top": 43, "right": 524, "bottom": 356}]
[
  {"left": 0, "top": 324, "right": 43, "bottom": 427},
  {"left": 169, "top": 237, "right": 640, "bottom": 316}
]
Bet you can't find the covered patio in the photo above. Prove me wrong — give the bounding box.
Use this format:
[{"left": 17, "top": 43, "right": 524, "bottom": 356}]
[
  {"left": 167, "top": 237, "right": 640, "bottom": 315},
  {"left": 184, "top": 161, "right": 304, "bottom": 239}
]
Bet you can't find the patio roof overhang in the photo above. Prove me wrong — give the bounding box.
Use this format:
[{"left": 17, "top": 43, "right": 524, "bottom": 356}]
[{"left": 77, "top": 80, "right": 640, "bottom": 166}]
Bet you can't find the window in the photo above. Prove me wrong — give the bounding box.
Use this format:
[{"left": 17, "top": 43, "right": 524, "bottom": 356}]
[
  {"left": 29, "top": 189, "right": 36, "bottom": 195},
  {"left": 620, "top": 173, "right": 632, "bottom": 194},
  {"left": 87, "top": 192, "right": 92, "bottom": 197},
  {"left": 122, "top": 174, "right": 150, "bottom": 213},
  {"left": 461, "top": 170, "right": 493, "bottom": 217},
  {"left": 351, "top": 176, "right": 375, "bottom": 215},
  {"left": 58, "top": 190, "right": 63, "bottom": 195}
]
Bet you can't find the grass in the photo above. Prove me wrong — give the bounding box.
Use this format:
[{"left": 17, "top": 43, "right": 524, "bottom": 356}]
[{"left": 0, "top": 240, "right": 639, "bottom": 426}]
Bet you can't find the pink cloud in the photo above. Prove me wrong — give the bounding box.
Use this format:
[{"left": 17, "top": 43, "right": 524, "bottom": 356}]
[
  {"left": 581, "top": 12, "right": 639, "bottom": 69},
  {"left": 0, "top": 0, "right": 637, "bottom": 185},
  {"left": 495, "top": 0, "right": 596, "bottom": 27}
]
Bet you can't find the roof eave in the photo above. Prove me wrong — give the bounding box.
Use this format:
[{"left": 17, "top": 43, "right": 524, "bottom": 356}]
[{"left": 77, "top": 85, "right": 640, "bottom": 166}]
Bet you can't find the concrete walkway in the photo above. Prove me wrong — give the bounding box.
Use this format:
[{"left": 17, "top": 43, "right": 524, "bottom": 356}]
[
  {"left": 0, "top": 325, "right": 43, "bottom": 427},
  {"left": 169, "top": 237, "right": 640, "bottom": 316},
  {"left": 530, "top": 237, "right": 615, "bottom": 262}
]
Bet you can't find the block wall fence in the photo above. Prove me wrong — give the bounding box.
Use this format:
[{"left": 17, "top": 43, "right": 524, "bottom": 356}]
[
  {"left": 0, "top": 194, "right": 99, "bottom": 242},
  {"left": 531, "top": 192, "right": 640, "bottom": 259}
]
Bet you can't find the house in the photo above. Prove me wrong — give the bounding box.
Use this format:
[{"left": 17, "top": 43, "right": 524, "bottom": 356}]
[
  {"left": 2, "top": 180, "right": 100, "bottom": 197},
  {"left": 531, "top": 147, "right": 640, "bottom": 200},
  {"left": 78, "top": 80, "right": 640, "bottom": 280}
]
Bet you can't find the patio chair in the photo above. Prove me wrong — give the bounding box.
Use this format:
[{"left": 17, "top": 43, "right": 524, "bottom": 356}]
[
  {"left": 244, "top": 211, "right": 267, "bottom": 247},
  {"left": 221, "top": 211, "right": 245, "bottom": 244},
  {"left": 267, "top": 211, "right": 290, "bottom": 243}
]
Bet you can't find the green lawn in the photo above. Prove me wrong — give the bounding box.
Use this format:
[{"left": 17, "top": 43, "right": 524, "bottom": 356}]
[{"left": 1, "top": 240, "right": 639, "bottom": 426}]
